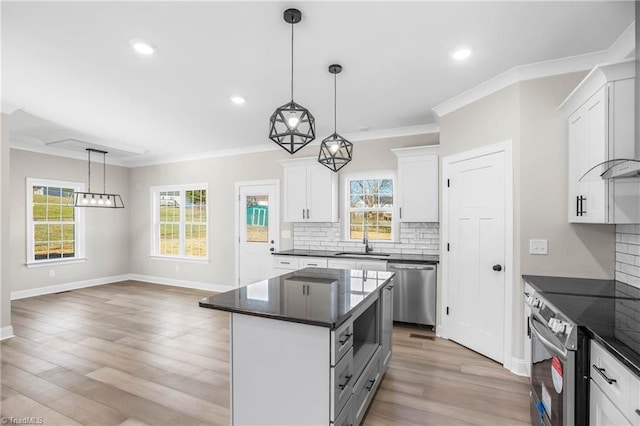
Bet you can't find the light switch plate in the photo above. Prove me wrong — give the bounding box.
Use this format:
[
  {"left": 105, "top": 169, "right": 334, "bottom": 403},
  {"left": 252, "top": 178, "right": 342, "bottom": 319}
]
[{"left": 529, "top": 239, "right": 548, "bottom": 255}]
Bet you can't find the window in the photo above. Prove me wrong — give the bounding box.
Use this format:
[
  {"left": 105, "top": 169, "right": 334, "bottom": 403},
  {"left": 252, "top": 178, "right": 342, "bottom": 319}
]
[
  {"left": 26, "top": 178, "right": 85, "bottom": 264},
  {"left": 151, "top": 184, "right": 208, "bottom": 260},
  {"left": 345, "top": 173, "right": 395, "bottom": 241}
]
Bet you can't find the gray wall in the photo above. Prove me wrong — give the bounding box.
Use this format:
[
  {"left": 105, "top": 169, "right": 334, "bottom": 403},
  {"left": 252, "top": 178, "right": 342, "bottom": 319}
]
[
  {"left": 2, "top": 114, "right": 11, "bottom": 330},
  {"left": 9, "top": 149, "right": 131, "bottom": 292},
  {"left": 128, "top": 133, "right": 438, "bottom": 288},
  {"left": 439, "top": 71, "right": 616, "bottom": 359}
]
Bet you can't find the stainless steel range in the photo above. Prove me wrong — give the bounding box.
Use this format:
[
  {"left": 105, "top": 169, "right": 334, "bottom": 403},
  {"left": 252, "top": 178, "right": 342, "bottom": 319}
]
[{"left": 525, "top": 290, "right": 588, "bottom": 426}]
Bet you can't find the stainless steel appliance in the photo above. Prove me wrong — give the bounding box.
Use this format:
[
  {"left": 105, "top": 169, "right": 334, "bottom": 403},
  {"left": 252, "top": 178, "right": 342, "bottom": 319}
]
[
  {"left": 526, "top": 290, "right": 589, "bottom": 426},
  {"left": 388, "top": 262, "right": 436, "bottom": 326}
]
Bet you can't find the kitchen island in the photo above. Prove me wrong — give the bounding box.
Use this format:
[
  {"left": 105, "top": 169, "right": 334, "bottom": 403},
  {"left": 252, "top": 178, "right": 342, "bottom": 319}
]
[{"left": 199, "top": 267, "right": 395, "bottom": 426}]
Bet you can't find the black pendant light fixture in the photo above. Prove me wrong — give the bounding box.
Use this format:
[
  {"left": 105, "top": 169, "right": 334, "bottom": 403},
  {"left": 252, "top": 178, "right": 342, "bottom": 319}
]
[
  {"left": 268, "top": 8, "right": 315, "bottom": 154},
  {"left": 74, "top": 148, "right": 125, "bottom": 208},
  {"left": 318, "top": 64, "right": 353, "bottom": 172}
]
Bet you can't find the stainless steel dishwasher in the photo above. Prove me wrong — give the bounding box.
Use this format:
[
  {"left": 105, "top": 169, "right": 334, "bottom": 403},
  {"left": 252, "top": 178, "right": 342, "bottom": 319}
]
[{"left": 388, "top": 263, "right": 436, "bottom": 327}]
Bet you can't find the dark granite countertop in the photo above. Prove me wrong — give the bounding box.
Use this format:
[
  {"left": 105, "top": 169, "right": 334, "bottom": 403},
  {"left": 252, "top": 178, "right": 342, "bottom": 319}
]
[
  {"left": 524, "top": 275, "right": 640, "bottom": 378},
  {"left": 199, "top": 267, "right": 395, "bottom": 328},
  {"left": 273, "top": 249, "right": 439, "bottom": 264}
]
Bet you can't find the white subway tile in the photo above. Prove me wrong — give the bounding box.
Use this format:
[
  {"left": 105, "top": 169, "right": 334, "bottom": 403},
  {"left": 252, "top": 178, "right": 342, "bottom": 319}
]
[
  {"left": 617, "top": 253, "right": 636, "bottom": 266},
  {"left": 617, "top": 224, "right": 637, "bottom": 234},
  {"left": 620, "top": 263, "right": 640, "bottom": 277}
]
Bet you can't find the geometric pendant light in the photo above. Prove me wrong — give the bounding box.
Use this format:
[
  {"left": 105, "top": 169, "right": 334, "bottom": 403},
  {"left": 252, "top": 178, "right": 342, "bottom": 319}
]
[
  {"left": 318, "top": 64, "right": 353, "bottom": 172},
  {"left": 73, "top": 148, "right": 125, "bottom": 208},
  {"left": 268, "top": 8, "right": 316, "bottom": 154}
]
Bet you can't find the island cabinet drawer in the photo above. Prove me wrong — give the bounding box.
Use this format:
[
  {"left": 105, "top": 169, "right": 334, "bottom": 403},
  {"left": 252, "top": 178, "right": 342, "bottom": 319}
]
[
  {"left": 591, "top": 340, "right": 640, "bottom": 423},
  {"left": 331, "top": 318, "right": 354, "bottom": 366},
  {"left": 273, "top": 256, "right": 300, "bottom": 270},
  {"left": 300, "top": 257, "right": 328, "bottom": 268},
  {"left": 353, "top": 348, "right": 382, "bottom": 426},
  {"left": 331, "top": 347, "right": 354, "bottom": 422},
  {"left": 332, "top": 395, "right": 354, "bottom": 426}
]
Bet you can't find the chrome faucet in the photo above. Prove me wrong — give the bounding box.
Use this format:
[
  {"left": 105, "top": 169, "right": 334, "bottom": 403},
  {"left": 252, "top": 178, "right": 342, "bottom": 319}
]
[{"left": 363, "top": 228, "right": 373, "bottom": 253}]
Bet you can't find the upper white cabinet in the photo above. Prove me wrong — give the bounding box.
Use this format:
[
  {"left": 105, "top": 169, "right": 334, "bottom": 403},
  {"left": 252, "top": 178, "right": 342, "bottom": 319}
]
[
  {"left": 281, "top": 158, "right": 338, "bottom": 223},
  {"left": 392, "top": 145, "right": 439, "bottom": 222},
  {"left": 560, "top": 59, "right": 639, "bottom": 224}
]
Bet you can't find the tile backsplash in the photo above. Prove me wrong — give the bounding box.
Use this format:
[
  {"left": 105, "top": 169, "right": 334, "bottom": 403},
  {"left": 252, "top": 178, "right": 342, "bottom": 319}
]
[
  {"left": 293, "top": 222, "right": 440, "bottom": 256},
  {"left": 615, "top": 224, "right": 640, "bottom": 289}
]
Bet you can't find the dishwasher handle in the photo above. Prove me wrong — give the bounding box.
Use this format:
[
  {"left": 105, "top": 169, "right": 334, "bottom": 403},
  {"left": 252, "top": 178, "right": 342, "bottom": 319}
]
[{"left": 388, "top": 263, "right": 434, "bottom": 271}]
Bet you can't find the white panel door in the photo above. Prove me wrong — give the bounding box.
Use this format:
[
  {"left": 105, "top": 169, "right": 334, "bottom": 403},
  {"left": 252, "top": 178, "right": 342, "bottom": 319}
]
[
  {"left": 238, "top": 183, "right": 278, "bottom": 286},
  {"left": 447, "top": 150, "right": 506, "bottom": 363}
]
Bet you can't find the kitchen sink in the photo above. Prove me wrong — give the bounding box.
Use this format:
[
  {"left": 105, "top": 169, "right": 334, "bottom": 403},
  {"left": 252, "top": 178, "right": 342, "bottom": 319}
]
[{"left": 335, "top": 251, "right": 391, "bottom": 258}]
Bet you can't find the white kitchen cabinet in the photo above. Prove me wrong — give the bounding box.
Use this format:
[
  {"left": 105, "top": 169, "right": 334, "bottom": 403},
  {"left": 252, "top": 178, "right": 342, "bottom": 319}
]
[
  {"left": 281, "top": 157, "right": 338, "bottom": 222},
  {"left": 284, "top": 279, "right": 336, "bottom": 320},
  {"left": 392, "top": 145, "right": 439, "bottom": 222},
  {"left": 560, "top": 59, "right": 639, "bottom": 224},
  {"left": 380, "top": 281, "right": 394, "bottom": 370},
  {"left": 590, "top": 340, "right": 640, "bottom": 425}
]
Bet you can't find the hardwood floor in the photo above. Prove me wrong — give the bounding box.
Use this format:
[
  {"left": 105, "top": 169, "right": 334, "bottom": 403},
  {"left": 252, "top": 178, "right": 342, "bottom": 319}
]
[{"left": 1, "top": 281, "right": 530, "bottom": 425}]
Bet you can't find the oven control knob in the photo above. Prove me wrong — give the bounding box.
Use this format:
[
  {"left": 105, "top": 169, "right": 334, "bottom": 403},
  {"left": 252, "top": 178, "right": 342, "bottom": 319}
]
[
  {"left": 552, "top": 321, "right": 567, "bottom": 334},
  {"left": 527, "top": 296, "right": 542, "bottom": 308}
]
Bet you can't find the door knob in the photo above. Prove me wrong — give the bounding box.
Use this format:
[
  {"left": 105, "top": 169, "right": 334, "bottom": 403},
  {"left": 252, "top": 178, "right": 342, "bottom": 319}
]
[
  {"left": 492, "top": 264, "right": 502, "bottom": 272},
  {"left": 269, "top": 248, "right": 275, "bottom": 252}
]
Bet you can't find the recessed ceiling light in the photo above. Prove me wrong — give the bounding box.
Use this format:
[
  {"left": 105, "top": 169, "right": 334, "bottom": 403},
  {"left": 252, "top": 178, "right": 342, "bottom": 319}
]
[
  {"left": 357, "top": 126, "right": 370, "bottom": 132},
  {"left": 230, "top": 96, "right": 246, "bottom": 105},
  {"left": 130, "top": 39, "right": 157, "bottom": 55},
  {"left": 451, "top": 47, "right": 472, "bottom": 61}
]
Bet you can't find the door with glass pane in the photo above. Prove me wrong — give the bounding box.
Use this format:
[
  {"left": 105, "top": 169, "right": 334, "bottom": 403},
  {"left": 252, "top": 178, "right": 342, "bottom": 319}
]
[{"left": 238, "top": 182, "right": 279, "bottom": 286}]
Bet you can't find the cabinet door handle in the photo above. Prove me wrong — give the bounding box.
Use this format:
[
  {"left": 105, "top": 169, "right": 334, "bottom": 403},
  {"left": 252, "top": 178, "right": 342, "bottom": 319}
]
[
  {"left": 366, "top": 378, "right": 376, "bottom": 391},
  {"left": 306, "top": 208, "right": 310, "bottom": 219},
  {"left": 576, "top": 196, "right": 580, "bottom": 217},
  {"left": 339, "top": 333, "right": 353, "bottom": 345},
  {"left": 281, "top": 261, "right": 290, "bottom": 265},
  {"left": 399, "top": 207, "right": 402, "bottom": 219},
  {"left": 307, "top": 263, "right": 318, "bottom": 266},
  {"left": 592, "top": 365, "right": 617, "bottom": 384},
  {"left": 302, "top": 209, "right": 305, "bottom": 219},
  {"left": 338, "top": 374, "right": 353, "bottom": 390}
]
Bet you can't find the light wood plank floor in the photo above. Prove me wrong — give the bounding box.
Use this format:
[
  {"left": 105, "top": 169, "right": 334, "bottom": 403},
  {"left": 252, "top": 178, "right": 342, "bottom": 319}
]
[{"left": 1, "top": 281, "right": 529, "bottom": 425}]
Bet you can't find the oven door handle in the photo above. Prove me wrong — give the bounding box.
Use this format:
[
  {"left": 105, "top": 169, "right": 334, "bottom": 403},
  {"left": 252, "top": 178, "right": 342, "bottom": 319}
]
[{"left": 530, "top": 316, "right": 568, "bottom": 360}]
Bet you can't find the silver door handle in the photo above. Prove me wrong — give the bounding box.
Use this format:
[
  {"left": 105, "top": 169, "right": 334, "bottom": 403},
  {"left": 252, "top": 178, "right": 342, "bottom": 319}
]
[
  {"left": 302, "top": 209, "right": 305, "bottom": 219},
  {"left": 306, "top": 208, "right": 310, "bottom": 219},
  {"left": 592, "top": 365, "right": 617, "bottom": 384}
]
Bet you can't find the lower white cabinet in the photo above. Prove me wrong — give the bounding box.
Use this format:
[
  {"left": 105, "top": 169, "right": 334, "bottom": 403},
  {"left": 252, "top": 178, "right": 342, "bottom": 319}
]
[
  {"left": 589, "top": 340, "right": 640, "bottom": 425},
  {"left": 590, "top": 383, "right": 632, "bottom": 426},
  {"left": 353, "top": 347, "right": 382, "bottom": 425},
  {"left": 327, "top": 259, "right": 387, "bottom": 271},
  {"left": 380, "top": 281, "right": 394, "bottom": 370}
]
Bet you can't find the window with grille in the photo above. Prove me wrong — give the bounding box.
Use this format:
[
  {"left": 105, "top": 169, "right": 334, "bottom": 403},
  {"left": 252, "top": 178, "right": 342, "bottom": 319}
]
[
  {"left": 344, "top": 174, "right": 395, "bottom": 241},
  {"left": 26, "top": 178, "right": 85, "bottom": 264},
  {"left": 151, "top": 184, "right": 208, "bottom": 259}
]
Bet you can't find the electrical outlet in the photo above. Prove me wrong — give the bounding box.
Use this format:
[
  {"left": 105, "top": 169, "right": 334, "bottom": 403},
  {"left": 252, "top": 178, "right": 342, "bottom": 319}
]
[
  {"left": 529, "top": 239, "right": 548, "bottom": 255},
  {"left": 49, "top": 269, "right": 55, "bottom": 277}
]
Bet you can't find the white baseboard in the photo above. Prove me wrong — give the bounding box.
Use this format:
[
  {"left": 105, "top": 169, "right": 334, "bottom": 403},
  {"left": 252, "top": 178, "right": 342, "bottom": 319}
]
[
  {"left": 510, "top": 356, "right": 530, "bottom": 377},
  {"left": 11, "top": 274, "right": 131, "bottom": 300},
  {"left": 128, "top": 274, "right": 233, "bottom": 293},
  {"left": 10, "top": 273, "right": 232, "bottom": 301},
  {"left": 1, "top": 325, "right": 15, "bottom": 340}
]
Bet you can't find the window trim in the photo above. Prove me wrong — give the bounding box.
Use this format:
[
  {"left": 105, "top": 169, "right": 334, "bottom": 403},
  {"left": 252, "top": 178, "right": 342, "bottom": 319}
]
[
  {"left": 150, "top": 183, "right": 210, "bottom": 261},
  {"left": 26, "top": 177, "right": 86, "bottom": 266},
  {"left": 341, "top": 170, "right": 398, "bottom": 242}
]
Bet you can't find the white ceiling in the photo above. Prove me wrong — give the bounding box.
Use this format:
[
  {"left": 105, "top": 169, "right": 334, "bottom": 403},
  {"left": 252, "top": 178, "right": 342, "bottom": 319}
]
[{"left": 2, "top": 1, "right": 635, "bottom": 166}]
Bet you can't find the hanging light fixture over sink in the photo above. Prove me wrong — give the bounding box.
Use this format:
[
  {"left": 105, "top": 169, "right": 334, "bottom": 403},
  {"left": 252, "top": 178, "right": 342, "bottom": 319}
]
[
  {"left": 74, "top": 148, "right": 125, "bottom": 208},
  {"left": 318, "top": 64, "right": 353, "bottom": 172},
  {"left": 268, "top": 8, "right": 316, "bottom": 154}
]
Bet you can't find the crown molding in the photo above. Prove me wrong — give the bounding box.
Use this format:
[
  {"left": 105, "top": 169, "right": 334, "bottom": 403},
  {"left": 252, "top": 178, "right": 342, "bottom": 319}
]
[
  {"left": 10, "top": 142, "right": 130, "bottom": 167},
  {"left": 433, "top": 22, "right": 635, "bottom": 119}
]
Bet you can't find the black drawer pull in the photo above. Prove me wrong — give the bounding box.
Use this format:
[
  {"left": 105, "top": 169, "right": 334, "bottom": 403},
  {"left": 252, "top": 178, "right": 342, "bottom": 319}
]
[
  {"left": 339, "top": 333, "right": 352, "bottom": 345},
  {"left": 635, "top": 409, "right": 640, "bottom": 417},
  {"left": 338, "top": 374, "right": 352, "bottom": 390},
  {"left": 366, "top": 378, "right": 376, "bottom": 391},
  {"left": 592, "top": 365, "right": 617, "bottom": 384}
]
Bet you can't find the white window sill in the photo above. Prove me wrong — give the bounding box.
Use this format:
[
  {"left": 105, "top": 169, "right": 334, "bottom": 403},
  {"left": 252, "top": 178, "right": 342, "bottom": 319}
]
[
  {"left": 149, "top": 255, "right": 209, "bottom": 264},
  {"left": 26, "top": 257, "right": 87, "bottom": 268}
]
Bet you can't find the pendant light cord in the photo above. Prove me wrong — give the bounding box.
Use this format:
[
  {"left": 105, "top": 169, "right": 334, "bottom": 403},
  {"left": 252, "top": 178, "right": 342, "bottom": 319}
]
[
  {"left": 290, "top": 21, "right": 294, "bottom": 101},
  {"left": 334, "top": 72, "right": 337, "bottom": 134},
  {"left": 87, "top": 149, "right": 92, "bottom": 193},
  {"left": 103, "top": 152, "right": 107, "bottom": 194}
]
